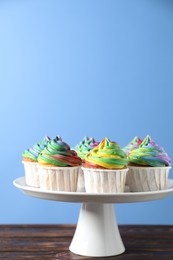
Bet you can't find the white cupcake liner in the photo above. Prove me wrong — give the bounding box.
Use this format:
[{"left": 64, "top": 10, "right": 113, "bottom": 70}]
[
  {"left": 22, "top": 161, "right": 39, "bottom": 188},
  {"left": 76, "top": 167, "right": 85, "bottom": 192},
  {"left": 127, "top": 166, "right": 171, "bottom": 192},
  {"left": 82, "top": 167, "right": 128, "bottom": 193},
  {"left": 38, "top": 165, "right": 81, "bottom": 191}
]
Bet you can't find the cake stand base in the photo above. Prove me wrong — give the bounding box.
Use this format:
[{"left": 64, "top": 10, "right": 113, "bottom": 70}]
[{"left": 69, "top": 203, "right": 125, "bottom": 257}]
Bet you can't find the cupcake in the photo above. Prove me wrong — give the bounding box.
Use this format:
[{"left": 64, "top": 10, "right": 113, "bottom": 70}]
[
  {"left": 123, "top": 136, "right": 142, "bottom": 154},
  {"left": 127, "top": 135, "right": 171, "bottom": 192},
  {"left": 82, "top": 137, "right": 128, "bottom": 193},
  {"left": 22, "top": 136, "right": 50, "bottom": 187},
  {"left": 74, "top": 136, "right": 100, "bottom": 192},
  {"left": 37, "top": 136, "right": 82, "bottom": 191}
]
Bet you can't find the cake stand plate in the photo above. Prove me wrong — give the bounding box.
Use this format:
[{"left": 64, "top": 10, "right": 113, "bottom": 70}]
[{"left": 13, "top": 177, "right": 173, "bottom": 257}]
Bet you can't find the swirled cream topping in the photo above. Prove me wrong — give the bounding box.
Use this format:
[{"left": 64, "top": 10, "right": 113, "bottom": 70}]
[
  {"left": 123, "top": 136, "right": 142, "bottom": 154},
  {"left": 75, "top": 136, "right": 100, "bottom": 160},
  {"left": 38, "top": 136, "right": 82, "bottom": 167},
  {"left": 128, "top": 135, "right": 171, "bottom": 167},
  {"left": 22, "top": 136, "right": 51, "bottom": 162},
  {"left": 84, "top": 137, "right": 127, "bottom": 169}
]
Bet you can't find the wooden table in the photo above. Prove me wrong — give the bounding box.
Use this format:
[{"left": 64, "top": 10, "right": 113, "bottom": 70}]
[{"left": 0, "top": 225, "right": 173, "bottom": 259}]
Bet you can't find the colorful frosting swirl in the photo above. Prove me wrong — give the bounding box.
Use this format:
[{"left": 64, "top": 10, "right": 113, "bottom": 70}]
[
  {"left": 123, "top": 136, "right": 142, "bottom": 154},
  {"left": 38, "top": 136, "right": 82, "bottom": 167},
  {"left": 128, "top": 135, "right": 171, "bottom": 167},
  {"left": 84, "top": 137, "right": 128, "bottom": 169},
  {"left": 22, "top": 136, "right": 51, "bottom": 162},
  {"left": 75, "top": 136, "right": 100, "bottom": 160}
]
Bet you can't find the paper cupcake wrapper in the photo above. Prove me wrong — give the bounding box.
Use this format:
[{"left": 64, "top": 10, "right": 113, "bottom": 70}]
[
  {"left": 22, "top": 161, "right": 39, "bottom": 188},
  {"left": 76, "top": 167, "right": 85, "bottom": 192},
  {"left": 82, "top": 167, "right": 128, "bottom": 193},
  {"left": 127, "top": 166, "right": 171, "bottom": 192},
  {"left": 38, "top": 165, "right": 81, "bottom": 191}
]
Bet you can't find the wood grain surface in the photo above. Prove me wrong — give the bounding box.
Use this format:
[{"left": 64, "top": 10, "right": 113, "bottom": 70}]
[{"left": 0, "top": 225, "right": 173, "bottom": 259}]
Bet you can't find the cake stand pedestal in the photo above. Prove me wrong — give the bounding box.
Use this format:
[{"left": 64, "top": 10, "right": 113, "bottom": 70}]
[
  {"left": 70, "top": 203, "right": 124, "bottom": 257},
  {"left": 13, "top": 177, "right": 173, "bottom": 258}
]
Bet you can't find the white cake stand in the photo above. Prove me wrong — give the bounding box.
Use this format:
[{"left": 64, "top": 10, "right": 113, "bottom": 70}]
[{"left": 13, "top": 177, "right": 173, "bottom": 258}]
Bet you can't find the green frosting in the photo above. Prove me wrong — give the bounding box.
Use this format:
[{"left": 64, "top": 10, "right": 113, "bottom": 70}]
[
  {"left": 75, "top": 136, "right": 100, "bottom": 159},
  {"left": 22, "top": 136, "right": 50, "bottom": 161},
  {"left": 38, "top": 136, "right": 82, "bottom": 167},
  {"left": 128, "top": 135, "right": 171, "bottom": 167}
]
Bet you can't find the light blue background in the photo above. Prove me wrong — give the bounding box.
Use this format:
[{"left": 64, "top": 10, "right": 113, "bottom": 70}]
[{"left": 0, "top": 0, "right": 173, "bottom": 224}]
